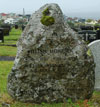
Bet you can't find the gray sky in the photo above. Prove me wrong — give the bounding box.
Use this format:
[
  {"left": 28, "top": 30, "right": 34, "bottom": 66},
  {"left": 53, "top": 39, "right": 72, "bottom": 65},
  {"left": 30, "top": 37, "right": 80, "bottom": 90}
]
[{"left": 1, "top": 0, "right": 100, "bottom": 19}]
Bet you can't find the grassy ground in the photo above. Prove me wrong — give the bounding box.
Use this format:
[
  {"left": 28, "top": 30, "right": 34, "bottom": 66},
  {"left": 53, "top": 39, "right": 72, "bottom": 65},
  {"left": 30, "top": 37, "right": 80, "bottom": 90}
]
[
  {"left": 0, "top": 46, "right": 17, "bottom": 56},
  {"left": 5, "top": 28, "right": 22, "bottom": 41},
  {"left": 0, "top": 28, "right": 21, "bottom": 56}
]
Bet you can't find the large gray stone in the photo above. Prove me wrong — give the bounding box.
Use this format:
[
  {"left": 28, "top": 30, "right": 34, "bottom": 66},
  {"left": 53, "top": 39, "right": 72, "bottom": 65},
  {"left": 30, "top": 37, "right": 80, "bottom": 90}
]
[
  {"left": 88, "top": 40, "right": 100, "bottom": 90},
  {"left": 7, "top": 3, "right": 95, "bottom": 103}
]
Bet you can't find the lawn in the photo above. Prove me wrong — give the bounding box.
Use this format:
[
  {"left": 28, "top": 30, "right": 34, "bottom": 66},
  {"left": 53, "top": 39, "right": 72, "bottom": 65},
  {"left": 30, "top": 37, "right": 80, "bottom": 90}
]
[
  {"left": 0, "top": 61, "right": 100, "bottom": 107},
  {"left": 0, "top": 46, "right": 17, "bottom": 56},
  {"left": 0, "top": 28, "right": 21, "bottom": 56},
  {"left": 5, "top": 28, "right": 22, "bottom": 41}
]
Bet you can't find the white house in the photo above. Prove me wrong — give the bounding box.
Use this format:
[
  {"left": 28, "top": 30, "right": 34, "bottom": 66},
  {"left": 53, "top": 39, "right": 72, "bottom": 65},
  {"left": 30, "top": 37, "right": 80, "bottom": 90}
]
[
  {"left": 4, "top": 18, "right": 17, "bottom": 24},
  {"left": 85, "top": 20, "right": 98, "bottom": 25}
]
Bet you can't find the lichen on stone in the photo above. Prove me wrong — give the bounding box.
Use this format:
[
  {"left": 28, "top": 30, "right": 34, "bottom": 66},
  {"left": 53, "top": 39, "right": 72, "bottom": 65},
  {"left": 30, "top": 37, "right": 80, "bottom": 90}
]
[
  {"left": 7, "top": 3, "right": 95, "bottom": 103},
  {"left": 87, "top": 49, "right": 92, "bottom": 56},
  {"left": 41, "top": 16, "right": 55, "bottom": 26},
  {"left": 41, "top": 8, "right": 55, "bottom": 26},
  {"left": 42, "top": 8, "right": 50, "bottom": 16}
]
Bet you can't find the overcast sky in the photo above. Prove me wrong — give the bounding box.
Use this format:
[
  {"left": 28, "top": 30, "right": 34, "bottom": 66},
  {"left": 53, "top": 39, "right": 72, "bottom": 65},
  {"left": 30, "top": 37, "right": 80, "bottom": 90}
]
[{"left": 1, "top": 0, "right": 100, "bottom": 19}]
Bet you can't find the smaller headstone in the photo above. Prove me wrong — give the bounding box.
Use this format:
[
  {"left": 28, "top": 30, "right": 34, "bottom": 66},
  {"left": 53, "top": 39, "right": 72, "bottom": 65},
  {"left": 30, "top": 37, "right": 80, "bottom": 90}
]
[
  {"left": 1, "top": 24, "right": 11, "bottom": 32},
  {"left": 96, "top": 30, "right": 100, "bottom": 39},
  {"left": 0, "top": 28, "right": 4, "bottom": 43},
  {"left": 94, "top": 26, "right": 100, "bottom": 30},
  {"left": 4, "top": 28, "right": 9, "bottom": 36},
  {"left": 80, "top": 26, "right": 93, "bottom": 30},
  {"left": 1, "top": 24, "right": 11, "bottom": 36},
  {"left": 15, "top": 25, "right": 18, "bottom": 29},
  {"left": 88, "top": 40, "right": 100, "bottom": 90},
  {"left": 22, "top": 25, "right": 26, "bottom": 31},
  {"left": 78, "top": 30, "right": 97, "bottom": 42}
]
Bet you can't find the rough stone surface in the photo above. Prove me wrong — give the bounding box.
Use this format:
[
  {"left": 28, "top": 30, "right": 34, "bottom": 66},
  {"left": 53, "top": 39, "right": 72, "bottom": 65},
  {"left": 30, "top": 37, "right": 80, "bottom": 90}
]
[
  {"left": 7, "top": 3, "right": 95, "bottom": 103},
  {"left": 88, "top": 40, "right": 100, "bottom": 90}
]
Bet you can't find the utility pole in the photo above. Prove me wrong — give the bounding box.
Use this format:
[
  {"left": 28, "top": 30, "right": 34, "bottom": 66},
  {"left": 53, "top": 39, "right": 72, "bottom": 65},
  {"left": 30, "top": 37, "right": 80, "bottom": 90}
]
[{"left": 23, "top": 8, "right": 25, "bottom": 17}]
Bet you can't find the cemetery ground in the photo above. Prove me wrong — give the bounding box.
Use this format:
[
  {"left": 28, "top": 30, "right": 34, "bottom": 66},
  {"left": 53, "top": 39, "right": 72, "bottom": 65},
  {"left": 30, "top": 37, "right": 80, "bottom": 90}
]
[{"left": 0, "top": 29, "right": 100, "bottom": 107}]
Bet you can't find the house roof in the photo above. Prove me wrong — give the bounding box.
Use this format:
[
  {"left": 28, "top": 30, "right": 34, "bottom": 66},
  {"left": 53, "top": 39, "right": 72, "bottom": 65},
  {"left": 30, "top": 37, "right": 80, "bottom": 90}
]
[{"left": 1, "top": 13, "right": 8, "bottom": 16}]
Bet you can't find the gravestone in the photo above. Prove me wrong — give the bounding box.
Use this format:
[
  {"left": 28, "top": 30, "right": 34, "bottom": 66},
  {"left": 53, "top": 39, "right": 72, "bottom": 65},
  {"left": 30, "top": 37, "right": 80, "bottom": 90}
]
[
  {"left": 96, "top": 30, "right": 100, "bottom": 39},
  {"left": 88, "top": 40, "right": 100, "bottom": 90},
  {"left": 78, "top": 30, "right": 97, "bottom": 42},
  {"left": 94, "top": 26, "right": 100, "bottom": 30},
  {"left": 15, "top": 25, "right": 18, "bottom": 29},
  {"left": 80, "top": 26, "right": 93, "bottom": 30},
  {"left": 0, "top": 28, "right": 4, "bottom": 43},
  {"left": 1, "top": 24, "right": 11, "bottom": 32},
  {"left": 7, "top": 3, "right": 95, "bottom": 103},
  {"left": 22, "top": 25, "right": 26, "bottom": 31},
  {"left": 1, "top": 24, "right": 11, "bottom": 36},
  {"left": 3, "top": 28, "right": 9, "bottom": 36}
]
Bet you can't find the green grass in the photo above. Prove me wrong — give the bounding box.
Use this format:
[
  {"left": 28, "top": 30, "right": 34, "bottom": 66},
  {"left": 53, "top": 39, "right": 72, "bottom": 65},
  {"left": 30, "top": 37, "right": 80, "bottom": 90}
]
[
  {"left": 0, "top": 61, "right": 100, "bottom": 107},
  {"left": 5, "top": 28, "right": 22, "bottom": 41},
  {"left": 0, "top": 61, "right": 13, "bottom": 93},
  {"left": 0, "top": 46, "right": 17, "bottom": 56},
  {"left": 0, "top": 28, "right": 21, "bottom": 56}
]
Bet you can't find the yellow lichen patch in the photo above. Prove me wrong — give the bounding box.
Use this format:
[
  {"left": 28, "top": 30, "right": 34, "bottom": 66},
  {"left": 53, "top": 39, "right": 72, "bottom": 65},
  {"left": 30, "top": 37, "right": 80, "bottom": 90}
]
[{"left": 87, "top": 49, "right": 92, "bottom": 56}]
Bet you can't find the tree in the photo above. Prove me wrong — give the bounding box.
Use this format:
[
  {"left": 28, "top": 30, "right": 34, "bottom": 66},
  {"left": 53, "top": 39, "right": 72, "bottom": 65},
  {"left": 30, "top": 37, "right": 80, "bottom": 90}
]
[
  {"left": 98, "top": 20, "right": 100, "bottom": 23},
  {"left": 67, "top": 21, "right": 74, "bottom": 28},
  {"left": 86, "top": 19, "right": 93, "bottom": 23}
]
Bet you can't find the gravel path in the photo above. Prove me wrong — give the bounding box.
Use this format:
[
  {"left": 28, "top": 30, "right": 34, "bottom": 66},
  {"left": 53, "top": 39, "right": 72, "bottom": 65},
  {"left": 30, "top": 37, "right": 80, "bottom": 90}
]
[{"left": 0, "top": 56, "right": 15, "bottom": 61}]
